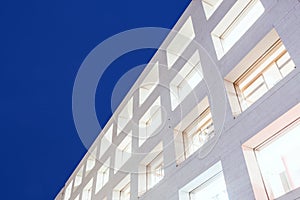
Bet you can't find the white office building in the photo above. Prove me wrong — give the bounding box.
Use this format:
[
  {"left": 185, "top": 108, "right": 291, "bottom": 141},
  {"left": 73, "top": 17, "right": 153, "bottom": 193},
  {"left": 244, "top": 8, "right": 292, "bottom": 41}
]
[{"left": 56, "top": 0, "right": 300, "bottom": 199}]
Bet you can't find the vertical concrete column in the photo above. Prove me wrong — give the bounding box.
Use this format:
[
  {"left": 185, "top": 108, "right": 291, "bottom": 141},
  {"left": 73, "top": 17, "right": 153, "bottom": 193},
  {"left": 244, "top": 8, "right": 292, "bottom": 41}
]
[
  {"left": 274, "top": 1, "right": 300, "bottom": 72},
  {"left": 158, "top": 50, "right": 178, "bottom": 176}
]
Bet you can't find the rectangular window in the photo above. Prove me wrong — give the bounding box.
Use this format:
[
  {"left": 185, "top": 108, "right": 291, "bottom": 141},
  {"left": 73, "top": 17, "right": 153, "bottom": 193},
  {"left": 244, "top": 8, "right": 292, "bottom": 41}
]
[
  {"left": 146, "top": 152, "right": 164, "bottom": 190},
  {"left": 234, "top": 40, "right": 295, "bottom": 111},
  {"left": 82, "top": 178, "right": 93, "bottom": 200},
  {"left": 166, "top": 16, "right": 195, "bottom": 69},
  {"left": 139, "top": 97, "right": 162, "bottom": 146},
  {"left": 74, "top": 166, "right": 84, "bottom": 189},
  {"left": 173, "top": 97, "right": 214, "bottom": 164},
  {"left": 117, "top": 97, "right": 133, "bottom": 135},
  {"left": 99, "top": 125, "right": 113, "bottom": 159},
  {"left": 211, "top": 0, "right": 264, "bottom": 59},
  {"left": 183, "top": 108, "right": 214, "bottom": 159},
  {"left": 202, "top": 0, "right": 223, "bottom": 20},
  {"left": 63, "top": 180, "right": 73, "bottom": 200},
  {"left": 85, "top": 148, "right": 97, "bottom": 176},
  {"left": 139, "top": 62, "right": 159, "bottom": 106},
  {"left": 115, "top": 133, "right": 132, "bottom": 173},
  {"left": 138, "top": 143, "right": 163, "bottom": 197},
  {"left": 95, "top": 158, "right": 110, "bottom": 194},
  {"left": 243, "top": 103, "right": 300, "bottom": 199},
  {"left": 179, "top": 161, "right": 229, "bottom": 200},
  {"left": 170, "top": 50, "right": 203, "bottom": 110},
  {"left": 120, "top": 183, "right": 130, "bottom": 200},
  {"left": 113, "top": 175, "right": 130, "bottom": 200}
]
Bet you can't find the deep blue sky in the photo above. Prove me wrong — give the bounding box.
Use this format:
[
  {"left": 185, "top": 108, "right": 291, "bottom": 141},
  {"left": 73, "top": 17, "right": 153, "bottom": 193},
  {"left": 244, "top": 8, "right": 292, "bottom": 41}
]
[{"left": 0, "top": 0, "right": 191, "bottom": 199}]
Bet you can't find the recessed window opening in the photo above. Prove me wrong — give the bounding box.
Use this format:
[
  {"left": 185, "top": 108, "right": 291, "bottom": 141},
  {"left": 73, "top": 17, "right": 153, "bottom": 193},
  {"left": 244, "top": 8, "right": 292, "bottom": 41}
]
[
  {"left": 139, "top": 97, "right": 162, "bottom": 147},
  {"left": 179, "top": 161, "right": 229, "bottom": 200},
  {"left": 166, "top": 16, "right": 195, "bottom": 69},
  {"left": 64, "top": 180, "right": 73, "bottom": 200},
  {"left": 115, "top": 133, "right": 132, "bottom": 173},
  {"left": 85, "top": 149, "right": 97, "bottom": 176},
  {"left": 146, "top": 152, "right": 164, "bottom": 190},
  {"left": 170, "top": 50, "right": 203, "bottom": 110},
  {"left": 190, "top": 171, "right": 228, "bottom": 200},
  {"left": 234, "top": 40, "right": 295, "bottom": 111},
  {"left": 202, "top": 0, "right": 223, "bottom": 20},
  {"left": 95, "top": 158, "right": 110, "bottom": 194},
  {"left": 74, "top": 166, "right": 84, "bottom": 189},
  {"left": 138, "top": 142, "right": 164, "bottom": 197},
  {"left": 183, "top": 107, "right": 214, "bottom": 159},
  {"left": 254, "top": 118, "right": 300, "bottom": 199},
  {"left": 139, "top": 62, "right": 159, "bottom": 106},
  {"left": 99, "top": 125, "right": 113, "bottom": 158},
  {"left": 113, "top": 175, "right": 130, "bottom": 200},
  {"left": 117, "top": 98, "right": 133, "bottom": 135},
  {"left": 82, "top": 178, "right": 93, "bottom": 200},
  {"left": 211, "top": 0, "right": 265, "bottom": 59}
]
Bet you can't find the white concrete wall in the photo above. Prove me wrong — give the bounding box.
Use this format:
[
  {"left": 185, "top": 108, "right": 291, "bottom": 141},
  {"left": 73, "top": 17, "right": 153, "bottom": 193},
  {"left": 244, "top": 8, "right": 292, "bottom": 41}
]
[{"left": 56, "top": 0, "right": 300, "bottom": 199}]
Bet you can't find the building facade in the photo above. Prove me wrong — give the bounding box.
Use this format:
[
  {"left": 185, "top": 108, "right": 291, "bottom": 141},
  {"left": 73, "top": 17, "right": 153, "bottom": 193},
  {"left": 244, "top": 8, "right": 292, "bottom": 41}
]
[{"left": 56, "top": 0, "right": 300, "bottom": 199}]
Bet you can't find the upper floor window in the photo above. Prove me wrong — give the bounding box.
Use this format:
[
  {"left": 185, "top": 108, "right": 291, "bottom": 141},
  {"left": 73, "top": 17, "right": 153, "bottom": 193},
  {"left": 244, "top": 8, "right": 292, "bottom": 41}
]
[
  {"left": 183, "top": 107, "right": 214, "bottom": 159},
  {"left": 211, "top": 0, "right": 264, "bottom": 59},
  {"left": 202, "top": 0, "right": 223, "bottom": 20},
  {"left": 146, "top": 152, "right": 164, "bottom": 190},
  {"left": 234, "top": 40, "right": 295, "bottom": 111}
]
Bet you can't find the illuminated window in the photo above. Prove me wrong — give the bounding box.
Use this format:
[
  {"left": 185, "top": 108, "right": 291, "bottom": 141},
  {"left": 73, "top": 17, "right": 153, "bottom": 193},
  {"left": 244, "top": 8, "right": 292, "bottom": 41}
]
[
  {"left": 234, "top": 40, "right": 295, "bottom": 111},
  {"left": 243, "top": 103, "right": 300, "bottom": 199},
  {"left": 211, "top": 0, "right": 264, "bottom": 59},
  {"left": 174, "top": 97, "right": 213, "bottom": 164},
  {"left": 95, "top": 158, "right": 110, "bottom": 193},
  {"left": 202, "top": 0, "right": 223, "bottom": 20},
  {"left": 183, "top": 108, "right": 214, "bottom": 159},
  {"left": 139, "top": 62, "right": 159, "bottom": 105},
  {"left": 82, "top": 178, "right": 93, "bottom": 200},
  {"left": 166, "top": 16, "right": 195, "bottom": 69},
  {"left": 115, "top": 133, "right": 132, "bottom": 173},
  {"left": 117, "top": 98, "right": 133, "bottom": 135},
  {"left": 139, "top": 97, "right": 162, "bottom": 146},
  {"left": 179, "top": 161, "right": 229, "bottom": 200},
  {"left": 170, "top": 50, "right": 203, "bottom": 110}
]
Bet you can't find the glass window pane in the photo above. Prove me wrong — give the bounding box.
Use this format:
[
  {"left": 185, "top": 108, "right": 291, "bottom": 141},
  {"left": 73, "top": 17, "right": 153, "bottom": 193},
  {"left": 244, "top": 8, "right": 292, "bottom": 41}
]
[
  {"left": 256, "top": 121, "right": 300, "bottom": 199},
  {"left": 263, "top": 63, "right": 282, "bottom": 88}
]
